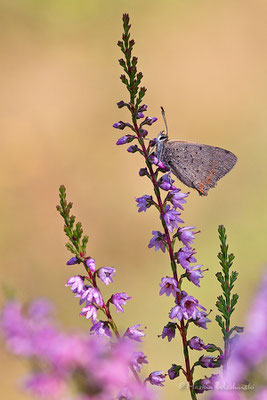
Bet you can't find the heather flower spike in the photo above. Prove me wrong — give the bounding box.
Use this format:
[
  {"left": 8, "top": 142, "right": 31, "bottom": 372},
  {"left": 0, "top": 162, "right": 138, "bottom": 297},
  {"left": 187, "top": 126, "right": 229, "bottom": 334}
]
[
  {"left": 56, "top": 185, "right": 148, "bottom": 391},
  {"left": 114, "top": 13, "right": 219, "bottom": 400}
]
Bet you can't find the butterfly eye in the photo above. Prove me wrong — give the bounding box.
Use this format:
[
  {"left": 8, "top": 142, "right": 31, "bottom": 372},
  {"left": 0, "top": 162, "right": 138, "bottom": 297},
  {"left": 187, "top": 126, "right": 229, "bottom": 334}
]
[
  {"left": 156, "top": 131, "right": 168, "bottom": 143},
  {"left": 159, "top": 134, "right": 168, "bottom": 142}
]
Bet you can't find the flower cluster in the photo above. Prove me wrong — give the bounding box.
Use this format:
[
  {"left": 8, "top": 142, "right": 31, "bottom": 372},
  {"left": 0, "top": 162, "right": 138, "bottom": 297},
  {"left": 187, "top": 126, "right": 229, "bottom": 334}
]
[
  {"left": 0, "top": 299, "right": 152, "bottom": 400},
  {"left": 57, "top": 185, "right": 164, "bottom": 396},
  {"left": 57, "top": 185, "right": 136, "bottom": 340}
]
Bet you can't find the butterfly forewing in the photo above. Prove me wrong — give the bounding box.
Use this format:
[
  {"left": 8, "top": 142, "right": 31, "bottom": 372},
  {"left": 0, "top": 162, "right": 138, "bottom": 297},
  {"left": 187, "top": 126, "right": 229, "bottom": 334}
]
[{"left": 161, "top": 141, "right": 237, "bottom": 196}]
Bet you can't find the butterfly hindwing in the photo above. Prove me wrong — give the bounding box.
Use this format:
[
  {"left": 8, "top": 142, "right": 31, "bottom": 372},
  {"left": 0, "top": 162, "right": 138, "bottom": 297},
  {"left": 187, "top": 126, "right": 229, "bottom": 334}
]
[{"left": 161, "top": 141, "right": 237, "bottom": 195}]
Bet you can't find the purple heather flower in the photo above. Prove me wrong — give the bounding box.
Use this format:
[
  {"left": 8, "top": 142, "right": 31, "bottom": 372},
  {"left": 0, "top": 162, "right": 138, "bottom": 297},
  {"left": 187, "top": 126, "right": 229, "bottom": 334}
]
[
  {"left": 117, "top": 100, "right": 129, "bottom": 109},
  {"left": 66, "top": 256, "right": 79, "bottom": 265},
  {"left": 138, "top": 104, "right": 148, "bottom": 112},
  {"left": 169, "top": 291, "right": 206, "bottom": 321},
  {"left": 177, "top": 226, "right": 197, "bottom": 247},
  {"left": 147, "top": 371, "right": 165, "bottom": 387},
  {"left": 90, "top": 321, "right": 112, "bottom": 338},
  {"left": 159, "top": 277, "right": 179, "bottom": 297},
  {"left": 148, "top": 138, "right": 157, "bottom": 148},
  {"left": 127, "top": 144, "right": 139, "bottom": 153},
  {"left": 168, "top": 364, "right": 182, "bottom": 380},
  {"left": 193, "top": 311, "right": 211, "bottom": 329},
  {"left": 113, "top": 121, "right": 133, "bottom": 130},
  {"left": 198, "top": 356, "right": 222, "bottom": 368},
  {"left": 157, "top": 160, "right": 168, "bottom": 170},
  {"left": 124, "top": 324, "right": 145, "bottom": 342},
  {"left": 85, "top": 257, "right": 96, "bottom": 272},
  {"left": 205, "top": 343, "right": 220, "bottom": 352},
  {"left": 65, "top": 275, "right": 84, "bottom": 295},
  {"left": 97, "top": 267, "right": 116, "bottom": 285},
  {"left": 111, "top": 292, "right": 132, "bottom": 313},
  {"left": 113, "top": 121, "right": 125, "bottom": 129},
  {"left": 116, "top": 135, "right": 136, "bottom": 145},
  {"left": 149, "top": 154, "right": 169, "bottom": 170},
  {"left": 188, "top": 336, "right": 206, "bottom": 351},
  {"left": 169, "top": 189, "right": 188, "bottom": 210},
  {"left": 187, "top": 265, "right": 205, "bottom": 287},
  {"left": 79, "top": 286, "right": 103, "bottom": 307},
  {"left": 169, "top": 303, "right": 183, "bottom": 321},
  {"left": 164, "top": 205, "right": 183, "bottom": 233},
  {"left": 140, "top": 128, "right": 148, "bottom": 138},
  {"left": 141, "top": 116, "right": 157, "bottom": 126},
  {"left": 181, "top": 293, "right": 206, "bottom": 319},
  {"left": 139, "top": 167, "right": 149, "bottom": 177},
  {"left": 157, "top": 173, "right": 176, "bottom": 191},
  {"left": 195, "top": 374, "right": 220, "bottom": 394},
  {"left": 148, "top": 231, "right": 166, "bottom": 253},
  {"left": 177, "top": 247, "right": 197, "bottom": 269},
  {"left": 137, "top": 112, "right": 145, "bottom": 119},
  {"left": 135, "top": 195, "right": 153, "bottom": 212},
  {"left": 131, "top": 351, "right": 148, "bottom": 373},
  {"left": 161, "top": 322, "right": 176, "bottom": 342},
  {"left": 80, "top": 304, "right": 98, "bottom": 323}
]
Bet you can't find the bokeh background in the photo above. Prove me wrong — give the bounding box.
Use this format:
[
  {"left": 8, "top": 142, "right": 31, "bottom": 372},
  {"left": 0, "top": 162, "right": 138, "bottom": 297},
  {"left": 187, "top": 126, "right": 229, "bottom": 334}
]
[{"left": 1, "top": 0, "right": 266, "bottom": 399}]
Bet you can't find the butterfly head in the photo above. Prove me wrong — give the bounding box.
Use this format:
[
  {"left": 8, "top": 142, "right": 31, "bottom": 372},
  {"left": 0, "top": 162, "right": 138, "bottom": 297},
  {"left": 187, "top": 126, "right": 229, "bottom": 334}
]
[
  {"left": 155, "top": 131, "right": 168, "bottom": 160},
  {"left": 157, "top": 131, "right": 168, "bottom": 143}
]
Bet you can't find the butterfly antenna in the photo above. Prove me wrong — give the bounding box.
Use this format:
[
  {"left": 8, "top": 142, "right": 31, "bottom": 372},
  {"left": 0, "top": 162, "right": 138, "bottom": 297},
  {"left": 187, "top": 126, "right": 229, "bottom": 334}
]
[{"left": 161, "top": 106, "right": 168, "bottom": 137}]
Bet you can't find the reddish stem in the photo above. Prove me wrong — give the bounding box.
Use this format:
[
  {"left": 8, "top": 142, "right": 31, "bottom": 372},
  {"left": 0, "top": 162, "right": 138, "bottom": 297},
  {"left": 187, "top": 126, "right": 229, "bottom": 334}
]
[{"left": 132, "top": 112, "right": 196, "bottom": 399}]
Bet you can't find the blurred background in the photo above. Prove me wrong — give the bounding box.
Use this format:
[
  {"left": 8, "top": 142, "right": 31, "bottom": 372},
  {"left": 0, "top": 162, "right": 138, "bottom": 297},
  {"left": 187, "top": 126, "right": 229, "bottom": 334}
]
[{"left": 0, "top": 0, "right": 266, "bottom": 399}]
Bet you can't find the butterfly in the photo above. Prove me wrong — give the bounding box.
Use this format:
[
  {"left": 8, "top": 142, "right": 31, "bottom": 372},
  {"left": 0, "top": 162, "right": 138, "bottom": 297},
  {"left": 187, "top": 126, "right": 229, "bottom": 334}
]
[{"left": 155, "top": 107, "right": 237, "bottom": 196}]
